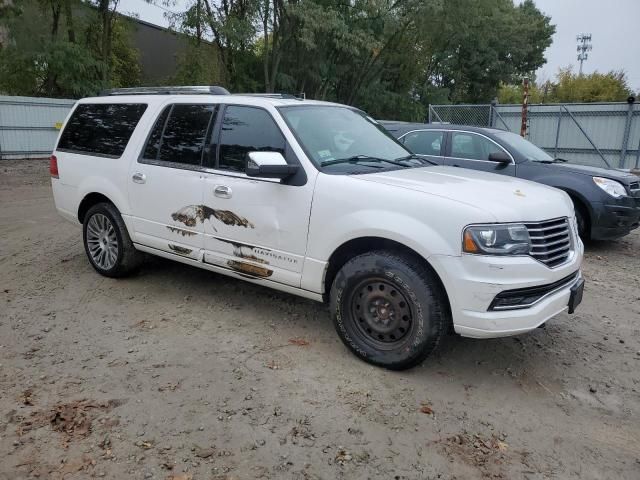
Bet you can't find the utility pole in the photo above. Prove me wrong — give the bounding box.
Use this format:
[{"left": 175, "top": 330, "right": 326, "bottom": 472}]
[
  {"left": 520, "top": 77, "right": 529, "bottom": 138},
  {"left": 576, "top": 33, "right": 592, "bottom": 75}
]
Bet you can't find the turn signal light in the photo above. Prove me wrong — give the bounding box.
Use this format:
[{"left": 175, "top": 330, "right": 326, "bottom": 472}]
[
  {"left": 463, "top": 230, "right": 479, "bottom": 253},
  {"left": 50, "top": 155, "right": 59, "bottom": 178}
]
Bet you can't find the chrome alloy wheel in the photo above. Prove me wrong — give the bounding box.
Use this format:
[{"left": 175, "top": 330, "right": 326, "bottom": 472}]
[{"left": 86, "top": 213, "right": 118, "bottom": 270}]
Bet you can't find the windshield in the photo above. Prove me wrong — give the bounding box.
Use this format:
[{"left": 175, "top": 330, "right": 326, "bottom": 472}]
[
  {"left": 279, "top": 105, "right": 411, "bottom": 171},
  {"left": 494, "top": 131, "right": 553, "bottom": 162}
]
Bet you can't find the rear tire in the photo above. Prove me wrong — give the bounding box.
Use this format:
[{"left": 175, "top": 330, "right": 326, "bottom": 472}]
[
  {"left": 83, "top": 202, "right": 143, "bottom": 277},
  {"left": 329, "top": 250, "right": 449, "bottom": 370}
]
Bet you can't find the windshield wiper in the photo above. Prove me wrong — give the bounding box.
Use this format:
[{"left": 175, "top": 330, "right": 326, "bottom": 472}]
[
  {"left": 534, "top": 157, "right": 568, "bottom": 164},
  {"left": 394, "top": 154, "right": 438, "bottom": 166},
  {"left": 320, "top": 155, "right": 409, "bottom": 168}
]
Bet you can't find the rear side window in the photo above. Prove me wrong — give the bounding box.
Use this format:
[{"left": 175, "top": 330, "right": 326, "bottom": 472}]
[
  {"left": 216, "top": 106, "right": 285, "bottom": 172},
  {"left": 142, "top": 104, "right": 216, "bottom": 166},
  {"left": 402, "top": 130, "right": 444, "bottom": 156},
  {"left": 58, "top": 103, "right": 147, "bottom": 157}
]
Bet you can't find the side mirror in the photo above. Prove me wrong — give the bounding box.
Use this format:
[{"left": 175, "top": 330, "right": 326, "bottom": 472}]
[
  {"left": 246, "top": 151, "right": 298, "bottom": 179},
  {"left": 488, "top": 151, "right": 511, "bottom": 163}
]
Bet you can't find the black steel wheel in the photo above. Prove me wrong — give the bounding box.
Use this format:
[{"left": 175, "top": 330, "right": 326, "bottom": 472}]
[
  {"left": 349, "top": 278, "right": 414, "bottom": 349},
  {"left": 330, "top": 250, "right": 450, "bottom": 370}
]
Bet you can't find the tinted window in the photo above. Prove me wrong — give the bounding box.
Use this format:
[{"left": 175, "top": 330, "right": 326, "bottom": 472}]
[
  {"left": 403, "top": 130, "right": 444, "bottom": 156},
  {"left": 58, "top": 103, "right": 147, "bottom": 157},
  {"left": 217, "top": 106, "right": 285, "bottom": 172},
  {"left": 450, "top": 132, "right": 505, "bottom": 160},
  {"left": 157, "top": 104, "right": 215, "bottom": 165},
  {"left": 142, "top": 106, "right": 171, "bottom": 160}
]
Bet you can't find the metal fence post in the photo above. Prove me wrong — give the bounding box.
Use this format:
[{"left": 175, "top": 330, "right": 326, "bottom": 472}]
[
  {"left": 554, "top": 106, "right": 562, "bottom": 159},
  {"left": 619, "top": 100, "right": 635, "bottom": 168}
]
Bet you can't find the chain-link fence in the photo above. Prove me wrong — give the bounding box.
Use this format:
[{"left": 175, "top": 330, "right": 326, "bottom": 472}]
[
  {"left": 0, "top": 96, "right": 76, "bottom": 160},
  {"left": 429, "top": 102, "right": 640, "bottom": 170}
]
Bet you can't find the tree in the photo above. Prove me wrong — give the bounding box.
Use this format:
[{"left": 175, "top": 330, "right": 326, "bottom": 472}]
[
  {"left": 0, "top": 0, "right": 140, "bottom": 97},
  {"left": 498, "top": 67, "right": 634, "bottom": 104}
]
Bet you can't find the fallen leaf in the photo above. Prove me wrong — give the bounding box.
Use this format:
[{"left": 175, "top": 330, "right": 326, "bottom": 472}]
[
  {"left": 420, "top": 405, "right": 434, "bottom": 415},
  {"left": 288, "top": 338, "right": 310, "bottom": 346}
]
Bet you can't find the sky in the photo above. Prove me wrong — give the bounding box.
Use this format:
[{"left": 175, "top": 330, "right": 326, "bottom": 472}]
[
  {"left": 119, "top": 0, "right": 640, "bottom": 92},
  {"left": 527, "top": 0, "right": 640, "bottom": 91}
]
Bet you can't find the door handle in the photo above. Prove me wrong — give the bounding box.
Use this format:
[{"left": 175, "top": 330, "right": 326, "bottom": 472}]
[
  {"left": 132, "top": 172, "right": 146, "bottom": 184},
  {"left": 214, "top": 185, "right": 232, "bottom": 198}
]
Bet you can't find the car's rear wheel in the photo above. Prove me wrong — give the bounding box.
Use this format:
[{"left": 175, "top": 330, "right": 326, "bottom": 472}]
[
  {"left": 83, "top": 202, "right": 143, "bottom": 277},
  {"left": 330, "top": 250, "right": 449, "bottom": 370}
]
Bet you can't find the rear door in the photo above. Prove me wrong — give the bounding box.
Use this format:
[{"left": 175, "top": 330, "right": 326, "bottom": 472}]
[
  {"left": 199, "top": 105, "right": 314, "bottom": 287},
  {"left": 127, "top": 102, "right": 217, "bottom": 260},
  {"left": 442, "top": 130, "right": 516, "bottom": 175},
  {"left": 398, "top": 129, "right": 445, "bottom": 165}
]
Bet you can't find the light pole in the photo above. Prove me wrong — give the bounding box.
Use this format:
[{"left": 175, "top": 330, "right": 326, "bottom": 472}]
[{"left": 576, "top": 34, "right": 592, "bottom": 75}]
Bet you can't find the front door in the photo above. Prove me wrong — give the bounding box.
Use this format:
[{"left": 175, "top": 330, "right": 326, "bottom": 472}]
[
  {"left": 443, "top": 131, "right": 516, "bottom": 175},
  {"left": 128, "top": 102, "right": 217, "bottom": 260},
  {"left": 200, "top": 105, "right": 315, "bottom": 287}
]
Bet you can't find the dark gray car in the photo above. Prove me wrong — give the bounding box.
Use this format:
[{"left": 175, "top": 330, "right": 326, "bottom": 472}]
[{"left": 382, "top": 122, "right": 640, "bottom": 240}]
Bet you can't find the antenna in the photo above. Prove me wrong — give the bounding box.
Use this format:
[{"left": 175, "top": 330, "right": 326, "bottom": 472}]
[{"left": 576, "top": 33, "right": 592, "bottom": 75}]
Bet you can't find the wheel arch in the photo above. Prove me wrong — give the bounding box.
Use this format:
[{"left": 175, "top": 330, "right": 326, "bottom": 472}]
[
  {"left": 323, "top": 236, "right": 452, "bottom": 317},
  {"left": 555, "top": 187, "right": 592, "bottom": 236},
  {"left": 78, "top": 192, "right": 115, "bottom": 223}
]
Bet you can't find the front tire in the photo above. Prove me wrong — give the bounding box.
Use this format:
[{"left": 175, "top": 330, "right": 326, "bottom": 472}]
[
  {"left": 83, "top": 202, "right": 143, "bottom": 277},
  {"left": 330, "top": 251, "right": 450, "bottom": 370}
]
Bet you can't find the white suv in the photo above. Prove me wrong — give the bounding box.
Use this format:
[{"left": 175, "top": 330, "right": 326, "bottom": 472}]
[{"left": 51, "top": 86, "right": 584, "bottom": 370}]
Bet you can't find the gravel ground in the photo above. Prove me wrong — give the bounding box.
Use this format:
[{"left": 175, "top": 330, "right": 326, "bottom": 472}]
[{"left": 1, "top": 159, "right": 639, "bottom": 480}]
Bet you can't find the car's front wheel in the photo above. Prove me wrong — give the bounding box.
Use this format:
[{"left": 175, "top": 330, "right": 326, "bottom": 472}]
[
  {"left": 83, "top": 202, "right": 143, "bottom": 277},
  {"left": 330, "top": 251, "right": 450, "bottom": 370}
]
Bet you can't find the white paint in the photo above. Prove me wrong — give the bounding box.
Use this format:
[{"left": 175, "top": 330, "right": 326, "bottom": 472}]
[{"left": 52, "top": 93, "right": 583, "bottom": 339}]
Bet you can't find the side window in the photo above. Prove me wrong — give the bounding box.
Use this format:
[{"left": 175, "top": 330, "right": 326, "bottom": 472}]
[
  {"left": 402, "top": 131, "right": 444, "bottom": 156},
  {"left": 142, "top": 106, "right": 171, "bottom": 160},
  {"left": 450, "top": 132, "right": 505, "bottom": 161},
  {"left": 217, "top": 106, "right": 285, "bottom": 172},
  {"left": 158, "top": 104, "right": 215, "bottom": 165},
  {"left": 58, "top": 103, "right": 147, "bottom": 157}
]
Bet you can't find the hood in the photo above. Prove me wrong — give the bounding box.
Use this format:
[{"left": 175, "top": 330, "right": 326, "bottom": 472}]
[
  {"left": 533, "top": 162, "right": 639, "bottom": 185},
  {"left": 357, "top": 166, "right": 574, "bottom": 223}
]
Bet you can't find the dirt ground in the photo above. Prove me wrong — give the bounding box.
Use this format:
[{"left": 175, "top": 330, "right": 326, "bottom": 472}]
[{"left": 1, "top": 159, "right": 639, "bottom": 480}]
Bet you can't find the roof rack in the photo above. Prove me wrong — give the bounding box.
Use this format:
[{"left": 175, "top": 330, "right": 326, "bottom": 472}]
[
  {"left": 234, "top": 93, "right": 306, "bottom": 101},
  {"left": 100, "top": 85, "right": 231, "bottom": 96}
]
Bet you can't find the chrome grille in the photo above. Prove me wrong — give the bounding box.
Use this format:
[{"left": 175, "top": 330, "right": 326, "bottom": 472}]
[
  {"left": 525, "top": 218, "right": 572, "bottom": 268},
  {"left": 629, "top": 181, "right": 639, "bottom": 196}
]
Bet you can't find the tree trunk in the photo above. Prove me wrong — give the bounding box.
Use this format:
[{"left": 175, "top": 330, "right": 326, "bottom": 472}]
[
  {"left": 63, "top": 0, "right": 75, "bottom": 43},
  {"left": 262, "top": 0, "right": 270, "bottom": 92}
]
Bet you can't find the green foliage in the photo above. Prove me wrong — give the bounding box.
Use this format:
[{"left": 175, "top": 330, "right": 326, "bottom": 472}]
[
  {"left": 498, "top": 68, "right": 634, "bottom": 104},
  {"left": 0, "top": 0, "right": 140, "bottom": 97},
  {"left": 170, "top": 40, "right": 225, "bottom": 86},
  {"left": 552, "top": 68, "right": 633, "bottom": 103},
  {"left": 2, "top": 0, "right": 557, "bottom": 118}
]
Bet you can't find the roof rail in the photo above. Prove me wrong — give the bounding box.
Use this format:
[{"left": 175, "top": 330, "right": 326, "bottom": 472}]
[
  {"left": 100, "top": 85, "right": 231, "bottom": 96},
  {"left": 234, "top": 92, "right": 306, "bottom": 101}
]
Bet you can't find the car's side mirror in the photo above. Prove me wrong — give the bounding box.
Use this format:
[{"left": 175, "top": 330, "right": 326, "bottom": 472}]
[
  {"left": 246, "top": 151, "right": 299, "bottom": 179},
  {"left": 488, "top": 151, "right": 511, "bottom": 163}
]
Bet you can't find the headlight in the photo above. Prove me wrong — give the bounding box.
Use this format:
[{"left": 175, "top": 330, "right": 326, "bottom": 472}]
[
  {"left": 463, "top": 224, "right": 531, "bottom": 255},
  {"left": 593, "top": 177, "right": 626, "bottom": 198}
]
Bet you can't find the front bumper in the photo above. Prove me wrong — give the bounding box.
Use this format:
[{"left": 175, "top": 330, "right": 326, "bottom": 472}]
[
  {"left": 429, "top": 239, "right": 584, "bottom": 339},
  {"left": 590, "top": 197, "right": 640, "bottom": 240}
]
